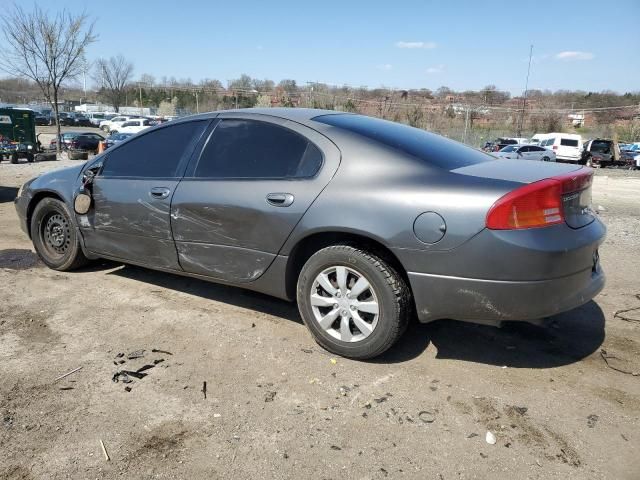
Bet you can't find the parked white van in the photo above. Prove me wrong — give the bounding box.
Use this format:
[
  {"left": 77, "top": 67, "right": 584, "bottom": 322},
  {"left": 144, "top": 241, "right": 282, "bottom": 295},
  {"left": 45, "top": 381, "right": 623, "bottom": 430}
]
[
  {"left": 540, "top": 133, "right": 582, "bottom": 162},
  {"left": 529, "top": 133, "right": 553, "bottom": 146}
]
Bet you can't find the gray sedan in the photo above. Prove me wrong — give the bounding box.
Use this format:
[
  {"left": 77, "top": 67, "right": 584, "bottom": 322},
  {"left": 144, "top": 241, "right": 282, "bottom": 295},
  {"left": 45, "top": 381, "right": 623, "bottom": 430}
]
[{"left": 14, "top": 108, "right": 605, "bottom": 359}]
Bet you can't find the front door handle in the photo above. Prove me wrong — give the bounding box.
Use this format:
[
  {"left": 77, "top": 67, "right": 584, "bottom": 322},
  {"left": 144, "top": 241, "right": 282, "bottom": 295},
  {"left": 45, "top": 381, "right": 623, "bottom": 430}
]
[
  {"left": 150, "top": 187, "right": 171, "bottom": 199},
  {"left": 266, "top": 193, "right": 294, "bottom": 207}
]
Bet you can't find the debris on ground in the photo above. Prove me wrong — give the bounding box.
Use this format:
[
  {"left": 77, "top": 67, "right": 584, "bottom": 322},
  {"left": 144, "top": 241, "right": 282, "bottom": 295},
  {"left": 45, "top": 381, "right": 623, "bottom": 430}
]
[
  {"left": 202, "top": 381, "right": 207, "bottom": 399},
  {"left": 330, "top": 358, "right": 337, "bottom": 365},
  {"left": 418, "top": 411, "right": 435, "bottom": 424},
  {"left": 265, "top": 391, "right": 277, "bottom": 402},
  {"left": 100, "top": 439, "right": 110, "bottom": 461},
  {"left": 614, "top": 294, "right": 640, "bottom": 323},
  {"left": 486, "top": 431, "right": 497, "bottom": 445},
  {"left": 339, "top": 386, "right": 350, "bottom": 396},
  {"left": 600, "top": 349, "right": 640, "bottom": 376},
  {"left": 151, "top": 348, "right": 173, "bottom": 355},
  {"left": 587, "top": 414, "right": 599, "bottom": 428},
  {"left": 53, "top": 366, "right": 82, "bottom": 383},
  {"left": 127, "top": 349, "right": 145, "bottom": 360}
]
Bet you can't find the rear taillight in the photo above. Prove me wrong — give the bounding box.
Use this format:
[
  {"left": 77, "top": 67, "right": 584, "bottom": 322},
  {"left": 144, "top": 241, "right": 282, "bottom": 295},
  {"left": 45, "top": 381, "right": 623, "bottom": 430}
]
[
  {"left": 552, "top": 145, "right": 558, "bottom": 150},
  {"left": 486, "top": 169, "right": 593, "bottom": 230}
]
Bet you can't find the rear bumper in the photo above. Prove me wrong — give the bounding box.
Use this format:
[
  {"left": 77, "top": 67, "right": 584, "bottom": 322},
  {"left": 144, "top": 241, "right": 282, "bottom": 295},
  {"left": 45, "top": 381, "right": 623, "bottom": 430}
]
[{"left": 409, "top": 264, "right": 605, "bottom": 324}]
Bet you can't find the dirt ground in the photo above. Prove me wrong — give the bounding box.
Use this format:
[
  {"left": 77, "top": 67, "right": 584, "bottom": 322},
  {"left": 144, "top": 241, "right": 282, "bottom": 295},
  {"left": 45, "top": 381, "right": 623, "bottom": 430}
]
[{"left": 1, "top": 155, "right": 639, "bottom": 480}]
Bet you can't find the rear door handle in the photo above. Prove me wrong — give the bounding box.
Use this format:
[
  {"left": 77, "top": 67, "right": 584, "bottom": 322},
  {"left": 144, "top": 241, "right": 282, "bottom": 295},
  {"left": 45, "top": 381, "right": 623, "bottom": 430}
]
[
  {"left": 150, "top": 187, "right": 171, "bottom": 199},
  {"left": 266, "top": 193, "right": 294, "bottom": 207}
]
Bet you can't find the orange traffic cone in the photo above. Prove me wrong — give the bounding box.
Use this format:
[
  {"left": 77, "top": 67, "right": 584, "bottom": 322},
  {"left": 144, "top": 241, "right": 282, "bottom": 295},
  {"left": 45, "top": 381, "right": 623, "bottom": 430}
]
[{"left": 97, "top": 141, "right": 105, "bottom": 154}]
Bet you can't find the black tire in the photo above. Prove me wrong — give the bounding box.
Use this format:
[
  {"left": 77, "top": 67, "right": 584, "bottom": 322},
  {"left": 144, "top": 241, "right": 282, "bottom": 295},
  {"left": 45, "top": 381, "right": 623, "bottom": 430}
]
[
  {"left": 30, "top": 197, "right": 89, "bottom": 271},
  {"left": 542, "top": 156, "right": 550, "bottom": 162},
  {"left": 10, "top": 152, "right": 18, "bottom": 164},
  {"left": 26, "top": 153, "right": 34, "bottom": 163},
  {"left": 297, "top": 244, "right": 411, "bottom": 359}
]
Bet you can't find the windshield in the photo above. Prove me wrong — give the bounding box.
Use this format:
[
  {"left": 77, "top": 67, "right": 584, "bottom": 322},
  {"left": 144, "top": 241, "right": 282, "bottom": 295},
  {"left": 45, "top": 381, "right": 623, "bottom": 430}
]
[{"left": 499, "top": 145, "right": 517, "bottom": 152}]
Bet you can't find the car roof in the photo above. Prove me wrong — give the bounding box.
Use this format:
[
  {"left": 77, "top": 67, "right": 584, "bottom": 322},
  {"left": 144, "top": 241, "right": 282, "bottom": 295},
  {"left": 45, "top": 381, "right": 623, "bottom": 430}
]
[{"left": 175, "top": 108, "right": 344, "bottom": 127}]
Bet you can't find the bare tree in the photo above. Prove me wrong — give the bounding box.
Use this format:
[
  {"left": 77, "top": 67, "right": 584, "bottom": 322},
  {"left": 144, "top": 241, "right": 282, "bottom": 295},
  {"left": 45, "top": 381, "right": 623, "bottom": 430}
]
[
  {"left": 0, "top": 5, "right": 96, "bottom": 156},
  {"left": 95, "top": 55, "right": 134, "bottom": 113}
]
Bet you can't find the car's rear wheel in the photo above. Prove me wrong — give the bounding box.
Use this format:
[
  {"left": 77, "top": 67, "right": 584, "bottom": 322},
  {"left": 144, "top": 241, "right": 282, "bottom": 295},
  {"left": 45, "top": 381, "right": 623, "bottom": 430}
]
[
  {"left": 297, "top": 245, "right": 410, "bottom": 359},
  {"left": 30, "top": 197, "right": 89, "bottom": 271},
  {"left": 542, "top": 156, "right": 550, "bottom": 162}
]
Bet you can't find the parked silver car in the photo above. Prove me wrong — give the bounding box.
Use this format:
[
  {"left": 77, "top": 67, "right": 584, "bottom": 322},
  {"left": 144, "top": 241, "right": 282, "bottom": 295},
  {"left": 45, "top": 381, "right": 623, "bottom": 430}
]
[{"left": 14, "top": 109, "right": 605, "bottom": 358}]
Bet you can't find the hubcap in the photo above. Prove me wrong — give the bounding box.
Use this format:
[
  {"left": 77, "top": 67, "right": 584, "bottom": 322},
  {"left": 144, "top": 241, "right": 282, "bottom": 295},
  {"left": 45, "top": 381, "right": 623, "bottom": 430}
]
[
  {"left": 310, "top": 266, "right": 379, "bottom": 343},
  {"left": 42, "top": 213, "right": 71, "bottom": 257}
]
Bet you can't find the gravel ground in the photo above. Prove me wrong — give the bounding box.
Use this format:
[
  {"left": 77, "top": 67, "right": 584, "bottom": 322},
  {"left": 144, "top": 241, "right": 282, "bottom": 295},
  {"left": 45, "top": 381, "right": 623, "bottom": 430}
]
[{"left": 0, "top": 158, "right": 639, "bottom": 479}]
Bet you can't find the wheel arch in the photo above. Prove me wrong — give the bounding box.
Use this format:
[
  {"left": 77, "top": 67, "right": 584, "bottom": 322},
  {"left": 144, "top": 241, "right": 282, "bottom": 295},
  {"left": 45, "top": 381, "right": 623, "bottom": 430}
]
[
  {"left": 26, "top": 190, "right": 65, "bottom": 239},
  {"left": 284, "top": 230, "right": 412, "bottom": 301}
]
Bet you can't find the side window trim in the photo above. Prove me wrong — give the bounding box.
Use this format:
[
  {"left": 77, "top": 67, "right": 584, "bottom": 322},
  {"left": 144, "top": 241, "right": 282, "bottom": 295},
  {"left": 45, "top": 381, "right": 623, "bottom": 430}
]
[{"left": 184, "top": 118, "right": 325, "bottom": 180}]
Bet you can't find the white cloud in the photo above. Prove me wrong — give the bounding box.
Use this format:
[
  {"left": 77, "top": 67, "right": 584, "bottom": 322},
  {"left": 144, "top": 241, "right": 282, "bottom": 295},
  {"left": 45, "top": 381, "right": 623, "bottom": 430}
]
[
  {"left": 426, "top": 64, "right": 444, "bottom": 74},
  {"left": 395, "top": 41, "right": 437, "bottom": 49},
  {"left": 555, "top": 51, "right": 594, "bottom": 60},
  {"left": 376, "top": 64, "right": 392, "bottom": 71}
]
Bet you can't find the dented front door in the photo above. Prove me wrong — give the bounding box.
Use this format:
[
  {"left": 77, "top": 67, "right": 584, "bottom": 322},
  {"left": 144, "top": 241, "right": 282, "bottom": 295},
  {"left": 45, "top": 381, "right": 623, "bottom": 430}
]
[{"left": 81, "top": 177, "right": 181, "bottom": 269}]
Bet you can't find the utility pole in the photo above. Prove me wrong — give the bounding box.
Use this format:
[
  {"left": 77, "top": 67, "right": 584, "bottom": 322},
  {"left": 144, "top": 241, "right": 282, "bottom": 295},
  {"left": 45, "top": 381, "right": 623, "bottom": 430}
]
[
  {"left": 195, "top": 90, "right": 199, "bottom": 113},
  {"left": 139, "top": 83, "right": 143, "bottom": 116},
  {"left": 517, "top": 44, "right": 534, "bottom": 137}
]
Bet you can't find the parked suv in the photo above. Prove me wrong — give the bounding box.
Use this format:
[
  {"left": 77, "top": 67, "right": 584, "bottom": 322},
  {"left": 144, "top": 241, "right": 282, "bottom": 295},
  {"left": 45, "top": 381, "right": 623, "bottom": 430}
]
[
  {"left": 112, "top": 118, "right": 153, "bottom": 134},
  {"left": 581, "top": 139, "right": 623, "bottom": 168}
]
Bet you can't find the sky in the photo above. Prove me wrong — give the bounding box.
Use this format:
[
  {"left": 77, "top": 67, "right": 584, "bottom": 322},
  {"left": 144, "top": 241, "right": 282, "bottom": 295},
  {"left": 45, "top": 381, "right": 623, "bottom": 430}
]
[{"left": 1, "top": 0, "right": 639, "bottom": 95}]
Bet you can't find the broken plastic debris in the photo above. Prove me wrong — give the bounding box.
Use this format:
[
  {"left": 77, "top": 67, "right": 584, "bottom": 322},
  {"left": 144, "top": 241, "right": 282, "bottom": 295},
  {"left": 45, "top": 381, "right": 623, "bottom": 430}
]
[
  {"left": 330, "top": 358, "right": 337, "bottom": 365},
  {"left": 127, "top": 349, "right": 145, "bottom": 360},
  {"left": 418, "top": 411, "right": 435, "bottom": 423},
  {"left": 485, "top": 431, "right": 497, "bottom": 445}
]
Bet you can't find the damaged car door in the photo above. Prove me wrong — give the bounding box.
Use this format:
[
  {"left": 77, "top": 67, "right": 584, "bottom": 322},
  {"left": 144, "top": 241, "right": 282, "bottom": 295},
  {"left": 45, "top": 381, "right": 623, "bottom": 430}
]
[
  {"left": 80, "top": 120, "right": 208, "bottom": 268},
  {"left": 170, "top": 114, "right": 340, "bottom": 283}
]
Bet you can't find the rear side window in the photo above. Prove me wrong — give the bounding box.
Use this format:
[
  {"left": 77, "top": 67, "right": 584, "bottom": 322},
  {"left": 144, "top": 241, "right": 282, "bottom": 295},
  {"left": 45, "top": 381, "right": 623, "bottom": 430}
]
[
  {"left": 313, "top": 113, "right": 493, "bottom": 169},
  {"left": 194, "top": 119, "right": 323, "bottom": 179},
  {"left": 101, "top": 121, "right": 207, "bottom": 178},
  {"left": 560, "top": 138, "right": 579, "bottom": 147}
]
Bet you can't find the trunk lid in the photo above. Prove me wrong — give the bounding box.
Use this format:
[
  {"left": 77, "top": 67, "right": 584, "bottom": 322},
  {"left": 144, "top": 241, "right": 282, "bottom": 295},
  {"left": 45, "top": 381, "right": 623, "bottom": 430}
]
[{"left": 453, "top": 159, "right": 595, "bottom": 229}]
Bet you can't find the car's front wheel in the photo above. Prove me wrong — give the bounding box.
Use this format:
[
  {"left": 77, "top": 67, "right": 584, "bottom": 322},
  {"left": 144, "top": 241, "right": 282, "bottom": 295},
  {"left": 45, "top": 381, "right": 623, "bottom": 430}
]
[
  {"left": 30, "top": 197, "right": 89, "bottom": 271},
  {"left": 297, "top": 245, "right": 410, "bottom": 359}
]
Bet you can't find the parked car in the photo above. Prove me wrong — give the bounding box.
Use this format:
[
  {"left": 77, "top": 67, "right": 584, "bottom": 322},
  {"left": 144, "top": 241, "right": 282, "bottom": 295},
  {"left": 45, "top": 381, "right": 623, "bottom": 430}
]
[
  {"left": 49, "top": 132, "right": 81, "bottom": 150},
  {"left": 103, "top": 132, "right": 134, "bottom": 150},
  {"left": 35, "top": 113, "right": 50, "bottom": 126},
  {"left": 112, "top": 118, "right": 153, "bottom": 134},
  {"left": 15, "top": 109, "right": 605, "bottom": 359},
  {"left": 620, "top": 143, "right": 640, "bottom": 169},
  {"left": 540, "top": 134, "right": 582, "bottom": 162},
  {"left": 99, "top": 115, "right": 139, "bottom": 133},
  {"left": 85, "top": 112, "right": 116, "bottom": 127},
  {"left": 71, "top": 113, "right": 93, "bottom": 127},
  {"left": 53, "top": 112, "right": 76, "bottom": 126},
  {"left": 490, "top": 137, "right": 519, "bottom": 152},
  {"left": 69, "top": 133, "right": 105, "bottom": 153},
  {"left": 495, "top": 144, "right": 556, "bottom": 162},
  {"left": 580, "top": 139, "right": 624, "bottom": 168}
]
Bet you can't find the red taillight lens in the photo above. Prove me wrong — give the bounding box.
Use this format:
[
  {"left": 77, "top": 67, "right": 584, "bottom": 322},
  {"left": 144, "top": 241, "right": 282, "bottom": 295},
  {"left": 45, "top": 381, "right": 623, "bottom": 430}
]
[
  {"left": 552, "top": 145, "right": 558, "bottom": 150},
  {"left": 486, "top": 169, "right": 592, "bottom": 230}
]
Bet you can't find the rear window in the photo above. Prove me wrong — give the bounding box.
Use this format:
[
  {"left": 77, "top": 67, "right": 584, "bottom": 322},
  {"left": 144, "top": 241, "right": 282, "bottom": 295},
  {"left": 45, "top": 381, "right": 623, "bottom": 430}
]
[
  {"left": 560, "top": 138, "right": 579, "bottom": 147},
  {"left": 313, "top": 113, "right": 493, "bottom": 170}
]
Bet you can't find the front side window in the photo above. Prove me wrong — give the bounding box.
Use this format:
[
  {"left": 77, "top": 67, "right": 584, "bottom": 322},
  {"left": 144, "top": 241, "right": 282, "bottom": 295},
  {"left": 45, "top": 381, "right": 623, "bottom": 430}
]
[
  {"left": 194, "top": 119, "right": 323, "bottom": 179},
  {"left": 101, "top": 121, "right": 207, "bottom": 178}
]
